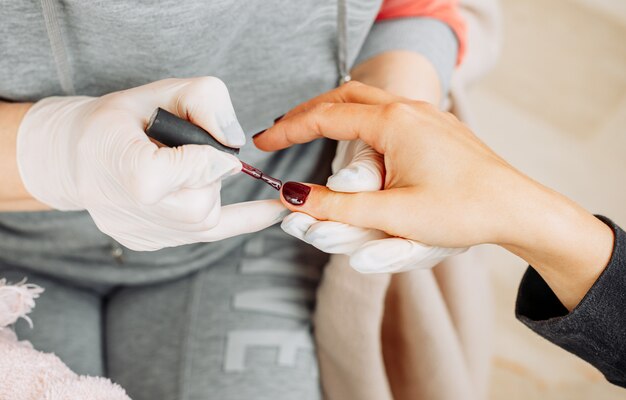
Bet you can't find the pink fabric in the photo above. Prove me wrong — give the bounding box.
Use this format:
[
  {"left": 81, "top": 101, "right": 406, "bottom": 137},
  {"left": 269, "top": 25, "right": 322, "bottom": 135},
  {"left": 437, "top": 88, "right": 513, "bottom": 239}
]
[
  {"left": 377, "top": 0, "right": 467, "bottom": 65},
  {"left": 0, "top": 279, "right": 131, "bottom": 400}
]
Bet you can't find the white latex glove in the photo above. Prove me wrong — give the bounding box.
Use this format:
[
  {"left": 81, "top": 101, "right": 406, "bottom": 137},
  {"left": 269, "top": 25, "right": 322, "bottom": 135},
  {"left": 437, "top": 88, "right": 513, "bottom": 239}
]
[
  {"left": 17, "top": 77, "right": 286, "bottom": 251},
  {"left": 281, "top": 140, "right": 466, "bottom": 273}
]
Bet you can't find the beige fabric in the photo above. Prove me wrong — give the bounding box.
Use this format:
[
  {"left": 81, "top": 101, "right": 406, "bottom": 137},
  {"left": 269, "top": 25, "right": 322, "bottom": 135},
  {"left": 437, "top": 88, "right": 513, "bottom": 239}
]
[
  {"left": 314, "top": 1, "right": 502, "bottom": 399},
  {"left": 449, "top": 0, "right": 502, "bottom": 123}
]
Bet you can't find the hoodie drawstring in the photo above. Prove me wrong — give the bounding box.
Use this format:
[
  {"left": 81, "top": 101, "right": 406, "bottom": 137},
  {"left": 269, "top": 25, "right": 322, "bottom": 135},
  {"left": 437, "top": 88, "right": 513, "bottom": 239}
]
[
  {"left": 337, "top": 0, "right": 351, "bottom": 86},
  {"left": 40, "top": 0, "right": 75, "bottom": 95}
]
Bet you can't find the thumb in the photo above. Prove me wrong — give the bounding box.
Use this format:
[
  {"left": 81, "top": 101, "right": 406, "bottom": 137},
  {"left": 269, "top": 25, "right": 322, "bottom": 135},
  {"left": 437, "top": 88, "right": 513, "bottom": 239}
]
[
  {"left": 280, "top": 182, "right": 396, "bottom": 233},
  {"left": 167, "top": 77, "right": 246, "bottom": 147},
  {"left": 131, "top": 77, "right": 246, "bottom": 147}
]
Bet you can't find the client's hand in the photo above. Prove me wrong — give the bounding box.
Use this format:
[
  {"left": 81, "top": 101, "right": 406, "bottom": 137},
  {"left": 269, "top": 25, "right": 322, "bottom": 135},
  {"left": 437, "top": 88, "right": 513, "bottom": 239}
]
[
  {"left": 255, "top": 82, "right": 613, "bottom": 309},
  {"left": 281, "top": 134, "right": 465, "bottom": 273},
  {"left": 256, "top": 81, "right": 508, "bottom": 250}
]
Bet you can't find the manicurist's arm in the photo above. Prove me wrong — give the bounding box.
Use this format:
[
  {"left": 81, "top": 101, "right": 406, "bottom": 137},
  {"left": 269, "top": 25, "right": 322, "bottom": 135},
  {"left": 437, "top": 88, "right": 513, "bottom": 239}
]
[
  {"left": 0, "top": 78, "right": 285, "bottom": 251},
  {"left": 254, "top": 82, "right": 626, "bottom": 387},
  {"left": 0, "top": 101, "right": 44, "bottom": 211}
]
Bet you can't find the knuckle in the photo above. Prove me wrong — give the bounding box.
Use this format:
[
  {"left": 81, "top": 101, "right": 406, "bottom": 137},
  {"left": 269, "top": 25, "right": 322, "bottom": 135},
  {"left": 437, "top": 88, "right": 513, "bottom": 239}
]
[
  {"left": 342, "top": 80, "right": 364, "bottom": 93},
  {"left": 93, "top": 93, "right": 139, "bottom": 118},
  {"left": 411, "top": 99, "right": 431, "bottom": 109},
  {"left": 82, "top": 107, "right": 111, "bottom": 131},
  {"left": 199, "top": 206, "right": 221, "bottom": 230},
  {"left": 381, "top": 102, "right": 413, "bottom": 122},
  {"left": 411, "top": 100, "right": 439, "bottom": 119},
  {"left": 180, "top": 201, "right": 214, "bottom": 224},
  {"left": 312, "top": 101, "right": 333, "bottom": 114},
  {"left": 306, "top": 102, "right": 333, "bottom": 136},
  {"left": 125, "top": 155, "right": 166, "bottom": 205},
  {"left": 94, "top": 93, "right": 124, "bottom": 112},
  {"left": 178, "top": 76, "right": 229, "bottom": 115},
  {"left": 338, "top": 80, "right": 363, "bottom": 102},
  {"left": 320, "top": 192, "right": 343, "bottom": 221},
  {"left": 191, "top": 76, "right": 227, "bottom": 94}
]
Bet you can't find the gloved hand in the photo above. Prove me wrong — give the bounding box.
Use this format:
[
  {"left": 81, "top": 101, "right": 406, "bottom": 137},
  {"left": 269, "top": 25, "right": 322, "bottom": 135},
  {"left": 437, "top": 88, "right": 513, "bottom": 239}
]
[
  {"left": 17, "top": 77, "right": 286, "bottom": 251},
  {"left": 281, "top": 139, "right": 465, "bottom": 273}
]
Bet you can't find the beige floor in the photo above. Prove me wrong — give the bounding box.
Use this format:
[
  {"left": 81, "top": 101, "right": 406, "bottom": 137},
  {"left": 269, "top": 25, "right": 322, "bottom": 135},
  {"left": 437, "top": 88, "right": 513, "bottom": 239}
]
[{"left": 467, "top": 0, "right": 626, "bottom": 398}]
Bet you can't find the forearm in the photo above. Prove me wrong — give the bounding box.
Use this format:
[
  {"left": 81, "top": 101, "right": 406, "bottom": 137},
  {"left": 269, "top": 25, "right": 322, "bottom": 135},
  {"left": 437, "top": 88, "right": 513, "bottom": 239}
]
[
  {"left": 0, "top": 101, "right": 47, "bottom": 211},
  {"left": 351, "top": 50, "right": 442, "bottom": 104},
  {"left": 258, "top": 80, "right": 624, "bottom": 385}
]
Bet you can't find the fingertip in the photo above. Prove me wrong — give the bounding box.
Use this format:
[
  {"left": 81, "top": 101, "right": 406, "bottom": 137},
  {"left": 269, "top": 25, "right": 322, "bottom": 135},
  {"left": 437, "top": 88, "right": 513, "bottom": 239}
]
[
  {"left": 252, "top": 133, "right": 269, "bottom": 151},
  {"left": 220, "top": 119, "right": 246, "bottom": 147},
  {"left": 252, "top": 115, "right": 295, "bottom": 152},
  {"left": 175, "top": 76, "right": 246, "bottom": 148},
  {"left": 281, "top": 212, "right": 318, "bottom": 240},
  {"left": 252, "top": 129, "right": 266, "bottom": 140},
  {"left": 252, "top": 127, "right": 279, "bottom": 152},
  {"left": 252, "top": 113, "right": 287, "bottom": 149}
]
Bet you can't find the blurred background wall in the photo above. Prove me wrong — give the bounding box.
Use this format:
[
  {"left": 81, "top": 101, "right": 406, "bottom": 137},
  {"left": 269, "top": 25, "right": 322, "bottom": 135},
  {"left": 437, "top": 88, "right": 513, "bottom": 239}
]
[{"left": 468, "top": 0, "right": 626, "bottom": 398}]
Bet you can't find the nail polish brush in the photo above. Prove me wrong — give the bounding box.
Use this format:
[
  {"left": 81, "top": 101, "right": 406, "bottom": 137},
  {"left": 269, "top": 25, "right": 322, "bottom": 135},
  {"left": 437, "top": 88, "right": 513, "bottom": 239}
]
[{"left": 145, "top": 108, "right": 282, "bottom": 190}]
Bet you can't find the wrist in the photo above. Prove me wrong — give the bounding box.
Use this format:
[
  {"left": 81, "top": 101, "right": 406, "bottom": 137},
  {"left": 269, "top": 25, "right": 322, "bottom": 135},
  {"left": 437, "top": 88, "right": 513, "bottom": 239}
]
[
  {"left": 0, "top": 102, "right": 45, "bottom": 211},
  {"left": 499, "top": 179, "right": 614, "bottom": 310},
  {"left": 17, "top": 96, "right": 95, "bottom": 211}
]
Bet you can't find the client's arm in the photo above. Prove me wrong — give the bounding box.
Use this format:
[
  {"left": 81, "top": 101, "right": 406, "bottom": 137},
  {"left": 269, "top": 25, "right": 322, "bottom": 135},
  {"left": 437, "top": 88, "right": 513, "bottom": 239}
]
[
  {"left": 254, "top": 83, "right": 625, "bottom": 386},
  {"left": 256, "top": 82, "right": 612, "bottom": 311}
]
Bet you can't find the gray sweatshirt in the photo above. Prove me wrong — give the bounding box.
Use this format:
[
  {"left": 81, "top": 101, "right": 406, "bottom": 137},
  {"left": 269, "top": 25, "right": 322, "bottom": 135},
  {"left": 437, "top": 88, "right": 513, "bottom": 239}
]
[{"left": 0, "top": 1, "right": 458, "bottom": 284}]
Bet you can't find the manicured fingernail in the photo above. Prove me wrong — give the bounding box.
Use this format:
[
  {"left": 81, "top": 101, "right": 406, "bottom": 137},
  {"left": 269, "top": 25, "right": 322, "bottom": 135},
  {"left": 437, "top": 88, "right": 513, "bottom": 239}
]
[
  {"left": 252, "top": 130, "right": 266, "bottom": 139},
  {"left": 252, "top": 129, "right": 267, "bottom": 140},
  {"left": 253, "top": 115, "right": 284, "bottom": 140},
  {"left": 282, "top": 182, "right": 311, "bottom": 206}
]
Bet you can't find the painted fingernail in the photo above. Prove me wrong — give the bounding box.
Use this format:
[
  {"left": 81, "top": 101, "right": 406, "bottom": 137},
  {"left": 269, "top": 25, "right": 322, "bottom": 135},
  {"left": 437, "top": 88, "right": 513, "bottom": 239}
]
[
  {"left": 282, "top": 182, "right": 311, "bottom": 206},
  {"left": 274, "top": 114, "right": 285, "bottom": 124},
  {"left": 252, "top": 130, "right": 266, "bottom": 139}
]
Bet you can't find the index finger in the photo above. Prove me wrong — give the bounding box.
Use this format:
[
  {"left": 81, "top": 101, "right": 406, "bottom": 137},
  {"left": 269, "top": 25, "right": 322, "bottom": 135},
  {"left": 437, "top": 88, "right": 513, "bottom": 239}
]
[
  {"left": 254, "top": 102, "right": 390, "bottom": 154},
  {"left": 281, "top": 81, "right": 407, "bottom": 119}
]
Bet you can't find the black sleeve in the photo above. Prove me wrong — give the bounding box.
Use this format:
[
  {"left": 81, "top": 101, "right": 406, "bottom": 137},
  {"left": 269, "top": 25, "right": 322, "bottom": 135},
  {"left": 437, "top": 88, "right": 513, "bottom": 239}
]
[{"left": 515, "top": 215, "right": 626, "bottom": 388}]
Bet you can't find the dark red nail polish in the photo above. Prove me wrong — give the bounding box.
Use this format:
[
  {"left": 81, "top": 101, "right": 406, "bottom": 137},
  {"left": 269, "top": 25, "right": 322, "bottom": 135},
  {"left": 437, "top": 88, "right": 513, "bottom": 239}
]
[
  {"left": 282, "top": 182, "right": 311, "bottom": 206},
  {"left": 274, "top": 114, "right": 285, "bottom": 124},
  {"left": 252, "top": 130, "right": 266, "bottom": 139}
]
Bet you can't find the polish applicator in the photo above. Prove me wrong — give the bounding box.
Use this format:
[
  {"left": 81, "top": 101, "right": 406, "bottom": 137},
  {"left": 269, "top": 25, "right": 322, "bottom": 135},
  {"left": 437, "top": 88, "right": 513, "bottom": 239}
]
[{"left": 145, "top": 108, "right": 282, "bottom": 190}]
